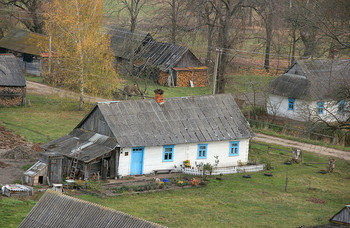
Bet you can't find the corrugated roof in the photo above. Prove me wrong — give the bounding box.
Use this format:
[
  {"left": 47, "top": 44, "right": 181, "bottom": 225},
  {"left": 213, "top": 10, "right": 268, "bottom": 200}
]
[
  {"left": 0, "top": 54, "right": 26, "bottom": 87},
  {"left": 41, "top": 129, "right": 117, "bottom": 163},
  {"left": 0, "top": 29, "right": 48, "bottom": 56},
  {"left": 24, "top": 161, "right": 47, "bottom": 177},
  {"left": 78, "top": 94, "right": 254, "bottom": 148},
  {"left": 270, "top": 59, "right": 350, "bottom": 100},
  {"left": 18, "top": 190, "right": 164, "bottom": 228}
]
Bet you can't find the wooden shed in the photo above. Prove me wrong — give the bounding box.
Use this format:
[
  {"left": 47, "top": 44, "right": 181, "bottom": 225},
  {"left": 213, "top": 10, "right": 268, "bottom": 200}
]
[
  {"left": 0, "top": 29, "right": 49, "bottom": 76},
  {"left": 0, "top": 54, "right": 26, "bottom": 106},
  {"left": 134, "top": 41, "right": 208, "bottom": 87}
]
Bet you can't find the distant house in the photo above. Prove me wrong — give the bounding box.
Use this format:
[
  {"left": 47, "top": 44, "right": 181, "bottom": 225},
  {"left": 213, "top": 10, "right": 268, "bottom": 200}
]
[
  {"left": 110, "top": 28, "right": 208, "bottom": 87},
  {"left": 19, "top": 190, "right": 163, "bottom": 228},
  {"left": 0, "top": 54, "right": 26, "bottom": 106},
  {"left": 0, "top": 29, "right": 49, "bottom": 76},
  {"left": 267, "top": 59, "right": 350, "bottom": 122},
  {"left": 29, "top": 93, "right": 253, "bottom": 182}
]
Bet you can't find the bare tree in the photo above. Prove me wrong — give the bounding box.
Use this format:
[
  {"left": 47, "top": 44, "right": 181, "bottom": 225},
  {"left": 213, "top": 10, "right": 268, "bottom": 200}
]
[{"left": 0, "top": 0, "right": 45, "bottom": 33}]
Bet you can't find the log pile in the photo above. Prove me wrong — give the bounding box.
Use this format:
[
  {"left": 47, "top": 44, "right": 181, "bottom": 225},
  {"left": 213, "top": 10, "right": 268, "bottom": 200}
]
[
  {"left": 158, "top": 71, "right": 169, "bottom": 85},
  {"left": 0, "top": 87, "right": 25, "bottom": 106},
  {"left": 177, "top": 70, "right": 207, "bottom": 87}
]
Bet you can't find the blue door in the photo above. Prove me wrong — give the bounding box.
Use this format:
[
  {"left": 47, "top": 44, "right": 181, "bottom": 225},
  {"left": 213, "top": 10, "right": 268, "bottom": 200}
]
[{"left": 130, "top": 147, "right": 144, "bottom": 175}]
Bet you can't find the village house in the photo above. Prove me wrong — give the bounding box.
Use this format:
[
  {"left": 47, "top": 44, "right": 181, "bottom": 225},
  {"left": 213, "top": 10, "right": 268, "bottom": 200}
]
[
  {"left": 110, "top": 27, "right": 208, "bottom": 87},
  {"left": 19, "top": 190, "right": 163, "bottom": 228},
  {"left": 26, "top": 93, "right": 253, "bottom": 183},
  {"left": 0, "top": 29, "right": 49, "bottom": 76},
  {"left": 267, "top": 59, "right": 350, "bottom": 122},
  {"left": 0, "top": 54, "right": 26, "bottom": 106}
]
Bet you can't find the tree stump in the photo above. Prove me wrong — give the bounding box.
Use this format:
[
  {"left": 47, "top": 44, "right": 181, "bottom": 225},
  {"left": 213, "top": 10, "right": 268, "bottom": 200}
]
[{"left": 328, "top": 158, "right": 336, "bottom": 173}]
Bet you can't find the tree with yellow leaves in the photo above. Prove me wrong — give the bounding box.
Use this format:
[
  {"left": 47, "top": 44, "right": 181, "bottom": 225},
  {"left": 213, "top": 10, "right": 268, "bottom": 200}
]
[{"left": 45, "top": 0, "right": 117, "bottom": 110}]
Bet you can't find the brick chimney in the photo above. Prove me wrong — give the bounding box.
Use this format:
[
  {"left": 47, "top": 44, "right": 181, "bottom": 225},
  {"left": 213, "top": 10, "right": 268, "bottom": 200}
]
[{"left": 154, "top": 89, "right": 164, "bottom": 104}]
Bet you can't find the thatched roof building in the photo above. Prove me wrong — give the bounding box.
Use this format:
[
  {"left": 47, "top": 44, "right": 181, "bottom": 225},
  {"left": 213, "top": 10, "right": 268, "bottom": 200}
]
[{"left": 270, "top": 59, "right": 350, "bottom": 100}]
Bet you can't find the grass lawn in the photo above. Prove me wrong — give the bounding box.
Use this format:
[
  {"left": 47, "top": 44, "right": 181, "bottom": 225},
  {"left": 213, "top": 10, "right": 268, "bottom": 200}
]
[
  {"left": 0, "top": 94, "right": 91, "bottom": 143},
  {"left": 74, "top": 143, "right": 350, "bottom": 227},
  {"left": 24, "top": 75, "right": 43, "bottom": 83}
]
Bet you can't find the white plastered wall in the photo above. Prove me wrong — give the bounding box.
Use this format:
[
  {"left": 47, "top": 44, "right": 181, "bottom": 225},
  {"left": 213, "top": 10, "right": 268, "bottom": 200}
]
[
  {"left": 267, "top": 94, "right": 349, "bottom": 122},
  {"left": 117, "top": 139, "right": 250, "bottom": 176}
]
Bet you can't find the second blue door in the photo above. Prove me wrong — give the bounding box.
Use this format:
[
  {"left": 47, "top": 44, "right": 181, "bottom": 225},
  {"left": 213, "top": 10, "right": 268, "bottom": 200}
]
[{"left": 130, "top": 147, "right": 144, "bottom": 175}]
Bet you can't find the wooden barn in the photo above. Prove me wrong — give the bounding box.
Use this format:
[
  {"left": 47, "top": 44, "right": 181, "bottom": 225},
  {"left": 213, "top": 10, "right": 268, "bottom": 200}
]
[
  {"left": 0, "top": 29, "right": 49, "bottom": 76},
  {"left": 19, "top": 190, "right": 163, "bottom": 228},
  {"left": 134, "top": 41, "right": 208, "bottom": 87},
  {"left": 0, "top": 54, "right": 26, "bottom": 106},
  {"left": 31, "top": 93, "right": 253, "bottom": 181},
  {"left": 109, "top": 28, "right": 208, "bottom": 87}
]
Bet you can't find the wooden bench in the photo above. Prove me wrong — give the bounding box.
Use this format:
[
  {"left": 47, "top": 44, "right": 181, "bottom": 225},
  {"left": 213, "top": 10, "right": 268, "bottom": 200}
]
[{"left": 153, "top": 169, "right": 174, "bottom": 175}]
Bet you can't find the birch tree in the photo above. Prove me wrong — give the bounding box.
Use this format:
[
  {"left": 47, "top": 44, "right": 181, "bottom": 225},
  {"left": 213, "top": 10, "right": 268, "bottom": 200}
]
[{"left": 45, "top": 0, "right": 118, "bottom": 110}]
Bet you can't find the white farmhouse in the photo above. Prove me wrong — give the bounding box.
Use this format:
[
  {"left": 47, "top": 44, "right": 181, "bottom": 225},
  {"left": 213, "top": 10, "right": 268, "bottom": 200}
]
[
  {"left": 267, "top": 59, "right": 350, "bottom": 122},
  {"left": 36, "top": 93, "right": 253, "bottom": 181}
]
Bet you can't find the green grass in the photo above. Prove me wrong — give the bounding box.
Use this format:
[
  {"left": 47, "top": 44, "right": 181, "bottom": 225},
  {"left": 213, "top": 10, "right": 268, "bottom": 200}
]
[
  {"left": 1, "top": 142, "right": 349, "bottom": 227},
  {"left": 24, "top": 75, "right": 43, "bottom": 83},
  {"left": 0, "top": 197, "right": 36, "bottom": 228},
  {"left": 0, "top": 94, "right": 91, "bottom": 143},
  {"left": 75, "top": 143, "right": 350, "bottom": 227}
]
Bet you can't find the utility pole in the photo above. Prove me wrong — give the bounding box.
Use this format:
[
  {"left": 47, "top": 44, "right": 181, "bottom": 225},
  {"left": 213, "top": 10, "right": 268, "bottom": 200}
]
[
  {"left": 48, "top": 35, "right": 52, "bottom": 75},
  {"left": 212, "top": 48, "right": 221, "bottom": 95}
]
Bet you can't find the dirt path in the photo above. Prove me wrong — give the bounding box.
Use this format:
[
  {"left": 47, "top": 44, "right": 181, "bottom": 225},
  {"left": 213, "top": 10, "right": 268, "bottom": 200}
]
[
  {"left": 253, "top": 133, "right": 350, "bottom": 161},
  {"left": 27, "top": 81, "right": 111, "bottom": 103}
]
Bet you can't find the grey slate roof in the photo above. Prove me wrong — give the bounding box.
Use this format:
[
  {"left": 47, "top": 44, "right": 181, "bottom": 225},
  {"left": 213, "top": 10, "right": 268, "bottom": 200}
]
[
  {"left": 41, "top": 128, "right": 117, "bottom": 163},
  {"left": 109, "top": 27, "right": 153, "bottom": 60},
  {"left": 19, "top": 190, "right": 164, "bottom": 228},
  {"left": 78, "top": 94, "right": 254, "bottom": 148},
  {"left": 270, "top": 59, "right": 350, "bottom": 100},
  {"left": 0, "top": 54, "right": 26, "bottom": 87}
]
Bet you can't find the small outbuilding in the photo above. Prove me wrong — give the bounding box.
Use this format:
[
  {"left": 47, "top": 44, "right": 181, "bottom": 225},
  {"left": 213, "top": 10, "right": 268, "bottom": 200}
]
[
  {"left": 0, "top": 54, "right": 26, "bottom": 106},
  {"left": 18, "top": 190, "right": 163, "bottom": 228},
  {"left": 330, "top": 205, "right": 350, "bottom": 226},
  {"left": 1, "top": 184, "right": 33, "bottom": 197},
  {"left": 0, "top": 29, "right": 49, "bottom": 76}
]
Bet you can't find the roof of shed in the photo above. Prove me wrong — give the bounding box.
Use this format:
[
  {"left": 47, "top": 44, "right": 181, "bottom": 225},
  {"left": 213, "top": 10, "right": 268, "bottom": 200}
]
[
  {"left": 134, "top": 41, "right": 194, "bottom": 72},
  {"left": 330, "top": 205, "right": 350, "bottom": 225},
  {"left": 0, "top": 54, "right": 26, "bottom": 87},
  {"left": 41, "top": 129, "right": 117, "bottom": 163},
  {"left": 0, "top": 29, "right": 48, "bottom": 56},
  {"left": 270, "top": 59, "right": 350, "bottom": 100},
  {"left": 77, "top": 94, "right": 253, "bottom": 148},
  {"left": 24, "top": 161, "right": 47, "bottom": 177},
  {"left": 19, "top": 190, "right": 163, "bottom": 228},
  {"left": 109, "top": 27, "right": 153, "bottom": 60}
]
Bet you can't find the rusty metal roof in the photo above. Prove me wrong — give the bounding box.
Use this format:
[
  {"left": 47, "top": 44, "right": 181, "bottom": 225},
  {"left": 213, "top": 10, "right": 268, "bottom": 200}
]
[
  {"left": 19, "top": 190, "right": 164, "bottom": 228},
  {"left": 0, "top": 29, "right": 48, "bottom": 56}
]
